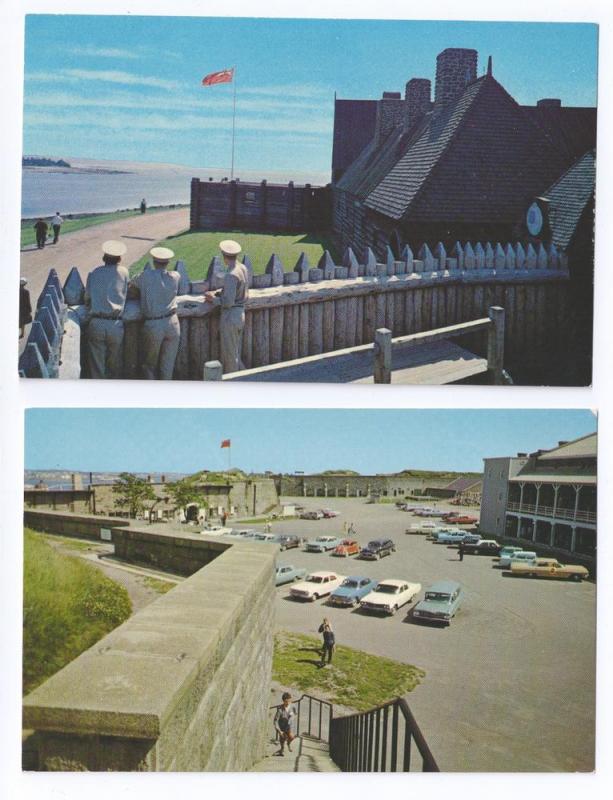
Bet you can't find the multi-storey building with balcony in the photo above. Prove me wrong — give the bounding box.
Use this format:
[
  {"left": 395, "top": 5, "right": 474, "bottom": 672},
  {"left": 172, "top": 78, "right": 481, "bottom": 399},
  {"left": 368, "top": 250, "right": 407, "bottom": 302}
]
[{"left": 481, "top": 432, "right": 597, "bottom": 567}]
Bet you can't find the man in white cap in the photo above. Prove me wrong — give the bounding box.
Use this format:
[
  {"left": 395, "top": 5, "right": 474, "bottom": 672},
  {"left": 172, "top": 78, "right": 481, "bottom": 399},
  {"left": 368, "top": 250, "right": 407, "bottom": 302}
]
[
  {"left": 205, "top": 239, "right": 249, "bottom": 373},
  {"left": 84, "top": 240, "right": 129, "bottom": 379},
  {"left": 130, "top": 246, "right": 180, "bottom": 379}
]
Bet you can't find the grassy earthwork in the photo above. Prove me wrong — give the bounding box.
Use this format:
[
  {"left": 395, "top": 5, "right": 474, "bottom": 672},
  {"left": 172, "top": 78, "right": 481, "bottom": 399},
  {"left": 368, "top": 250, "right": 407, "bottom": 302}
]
[
  {"left": 128, "top": 229, "right": 340, "bottom": 279},
  {"left": 23, "top": 528, "right": 132, "bottom": 694},
  {"left": 273, "top": 631, "right": 425, "bottom": 711}
]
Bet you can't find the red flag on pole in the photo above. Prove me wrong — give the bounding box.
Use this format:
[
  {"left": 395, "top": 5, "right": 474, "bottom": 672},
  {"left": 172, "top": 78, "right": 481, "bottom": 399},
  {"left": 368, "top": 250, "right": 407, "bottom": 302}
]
[
  {"left": 202, "top": 68, "right": 234, "bottom": 86},
  {"left": 221, "top": 439, "right": 231, "bottom": 448}
]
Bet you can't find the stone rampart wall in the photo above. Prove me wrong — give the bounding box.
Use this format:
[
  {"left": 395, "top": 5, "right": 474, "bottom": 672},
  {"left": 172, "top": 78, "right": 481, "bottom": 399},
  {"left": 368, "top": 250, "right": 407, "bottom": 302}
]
[
  {"left": 23, "top": 525, "right": 276, "bottom": 772},
  {"left": 279, "top": 474, "right": 453, "bottom": 498},
  {"left": 23, "top": 509, "right": 130, "bottom": 540}
]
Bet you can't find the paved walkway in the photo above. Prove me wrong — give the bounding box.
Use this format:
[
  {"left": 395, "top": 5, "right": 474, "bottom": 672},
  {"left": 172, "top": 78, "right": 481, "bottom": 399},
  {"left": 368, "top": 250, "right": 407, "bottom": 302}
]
[
  {"left": 20, "top": 207, "right": 189, "bottom": 317},
  {"left": 250, "top": 736, "right": 340, "bottom": 772}
]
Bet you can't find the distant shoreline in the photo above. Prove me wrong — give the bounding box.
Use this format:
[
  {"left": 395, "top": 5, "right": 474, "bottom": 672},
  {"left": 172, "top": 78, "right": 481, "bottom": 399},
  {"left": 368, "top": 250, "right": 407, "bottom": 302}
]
[
  {"left": 21, "top": 203, "right": 188, "bottom": 224},
  {"left": 23, "top": 165, "right": 132, "bottom": 176}
]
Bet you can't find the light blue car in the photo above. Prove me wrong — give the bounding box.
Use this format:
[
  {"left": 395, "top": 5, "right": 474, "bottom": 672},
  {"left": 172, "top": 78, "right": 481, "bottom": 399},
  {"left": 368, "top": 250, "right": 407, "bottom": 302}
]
[
  {"left": 305, "top": 536, "right": 343, "bottom": 552},
  {"left": 275, "top": 564, "right": 308, "bottom": 586},
  {"left": 329, "top": 576, "right": 378, "bottom": 607},
  {"left": 435, "top": 530, "right": 470, "bottom": 544},
  {"left": 412, "top": 581, "right": 464, "bottom": 625}
]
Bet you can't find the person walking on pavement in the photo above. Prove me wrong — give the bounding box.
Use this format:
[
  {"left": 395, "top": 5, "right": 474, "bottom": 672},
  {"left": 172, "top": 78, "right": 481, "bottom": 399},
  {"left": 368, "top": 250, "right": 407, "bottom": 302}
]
[
  {"left": 140, "top": 198, "right": 147, "bottom": 214},
  {"left": 84, "top": 240, "right": 129, "bottom": 379},
  {"left": 273, "top": 693, "right": 297, "bottom": 756},
  {"left": 130, "top": 247, "right": 180, "bottom": 380},
  {"left": 204, "top": 239, "right": 249, "bottom": 374},
  {"left": 19, "top": 278, "right": 32, "bottom": 339},
  {"left": 318, "top": 618, "right": 336, "bottom": 667},
  {"left": 51, "top": 211, "right": 63, "bottom": 244},
  {"left": 33, "top": 218, "right": 48, "bottom": 249},
  {"left": 458, "top": 542, "right": 465, "bottom": 561}
]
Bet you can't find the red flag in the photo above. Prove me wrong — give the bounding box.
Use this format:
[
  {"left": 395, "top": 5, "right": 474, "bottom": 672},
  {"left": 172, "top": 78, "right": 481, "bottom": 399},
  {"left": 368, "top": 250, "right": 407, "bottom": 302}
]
[
  {"left": 221, "top": 439, "right": 231, "bottom": 448},
  {"left": 202, "top": 68, "right": 234, "bottom": 86}
]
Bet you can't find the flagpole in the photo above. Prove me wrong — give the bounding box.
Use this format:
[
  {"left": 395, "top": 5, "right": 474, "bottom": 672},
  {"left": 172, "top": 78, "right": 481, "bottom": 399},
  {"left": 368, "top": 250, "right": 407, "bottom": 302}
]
[
  {"left": 228, "top": 442, "right": 231, "bottom": 472},
  {"left": 231, "top": 65, "right": 237, "bottom": 180}
]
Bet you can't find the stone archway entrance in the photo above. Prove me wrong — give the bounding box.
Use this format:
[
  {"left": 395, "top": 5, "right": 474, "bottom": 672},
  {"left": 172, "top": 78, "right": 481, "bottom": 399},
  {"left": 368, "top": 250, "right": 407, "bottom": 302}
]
[{"left": 185, "top": 503, "right": 200, "bottom": 522}]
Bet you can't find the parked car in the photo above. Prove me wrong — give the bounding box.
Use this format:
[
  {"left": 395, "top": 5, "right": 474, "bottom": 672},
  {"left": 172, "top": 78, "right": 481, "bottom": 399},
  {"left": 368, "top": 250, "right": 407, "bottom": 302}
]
[
  {"left": 442, "top": 514, "right": 479, "bottom": 525},
  {"left": 510, "top": 558, "right": 589, "bottom": 582},
  {"left": 406, "top": 524, "right": 435, "bottom": 535},
  {"left": 495, "top": 546, "right": 524, "bottom": 561},
  {"left": 461, "top": 539, "right": 501, "bottom": 555},
  {"left": 225, "top": 528, "right": 255, "bottom": 538},
  {"left": 333, "top": 538, "right": 361, "bottom": 557},
  {"left": 277, "top": 534, "right": 301, "bottom": 551},
  {"left": 435, "top": 530, "right": 471, "bottom": 544},
  {"left": 427, "top": 527, "right": 460, "bottom": 541},
  {"left": 275, "top": 564, "right": 307, "bottom": 586},
  {"left": 359, "top": 538, "right": 396, "bottom": 560},
  {"left": 305, "top": 535, "right": 343, "bottom": 552},
  {"left": 320, "top": 509, "right": 340, "bottom": 518},
  {"left": 201, "top": 523, "right": 232, "bottom": 535},
  {"left": 497, "top": 550, "right": 537, "bottom": 569},
  {"left": 412, "top": 581, "right": 464, "bottom": 625},
  {"left": 329, "top": 576, "right": 378, "bottom": 607},
  {"left": 360, "top": 579, "right": 421, "bottom": 615},
  {"left": 253, "top": 532, "right": 278, "bottom": 544},
  {"left": 300, "top": 510, "right": 324, "bottom": 520},
  {"left": 289, "top": 571, "right": 346, "bottom": 601}
]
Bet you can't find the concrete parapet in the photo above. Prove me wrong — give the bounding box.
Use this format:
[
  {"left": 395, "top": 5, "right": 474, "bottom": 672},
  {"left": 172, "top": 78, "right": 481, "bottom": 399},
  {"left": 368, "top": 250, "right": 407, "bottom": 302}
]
[{"left": 23, "top": 535, "right": 276, "bottom": 771}]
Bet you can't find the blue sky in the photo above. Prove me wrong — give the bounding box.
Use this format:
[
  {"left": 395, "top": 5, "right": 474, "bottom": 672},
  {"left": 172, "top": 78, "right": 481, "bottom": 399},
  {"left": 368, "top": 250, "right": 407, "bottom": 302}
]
[
  {"left": 24, "top": 409, "right": 596, "bottom": 474},
  {"left": 22, "top": 16, "right": 598, "bottom": 174}
]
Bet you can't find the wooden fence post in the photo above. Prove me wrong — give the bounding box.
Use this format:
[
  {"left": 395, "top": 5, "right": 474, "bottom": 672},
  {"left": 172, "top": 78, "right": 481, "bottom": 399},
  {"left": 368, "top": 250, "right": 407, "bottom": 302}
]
[
  {"left": 374, "top": 328, "right": 392, "bottom": 384},
  {"left": 203, "top": 360, "right": 223, "bottom": 381},
  {"left": 487, "top": 306, "right": 505, "bottom": 384}
]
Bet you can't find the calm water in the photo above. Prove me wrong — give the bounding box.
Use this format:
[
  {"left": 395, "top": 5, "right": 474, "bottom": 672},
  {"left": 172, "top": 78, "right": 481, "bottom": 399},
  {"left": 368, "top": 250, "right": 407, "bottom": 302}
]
[{"left": 21, "top": 157, "right": 329, "bottom": 218}]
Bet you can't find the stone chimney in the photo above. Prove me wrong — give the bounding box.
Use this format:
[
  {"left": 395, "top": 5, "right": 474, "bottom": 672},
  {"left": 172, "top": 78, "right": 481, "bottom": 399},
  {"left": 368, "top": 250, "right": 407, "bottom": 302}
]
[
  {"left": 404, "top": 78, "right": 431, "bottom": 130},
  {"left": 537, "top": 98, "right": 562, "bottom": 108},
  {"left": 434, "top": 48, "right": 478, "bottom": 109},
  {"left": 374, "top": 91, "right": 404, "bottom": 146}
]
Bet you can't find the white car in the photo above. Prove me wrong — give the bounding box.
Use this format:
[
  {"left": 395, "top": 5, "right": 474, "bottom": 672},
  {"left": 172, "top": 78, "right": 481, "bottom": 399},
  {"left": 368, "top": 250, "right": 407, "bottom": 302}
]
[
  {"left": 406, "top": 522, "right": 438, "bottom": 533},
  {"left": 289, "top": 571, "right": 346, "bottom": 601},
  {"left": 360, "top": 579, "right": 422, "bottom": 615},
  {"left": 201, "top": 523, "right": 233, "bottom": 536}
]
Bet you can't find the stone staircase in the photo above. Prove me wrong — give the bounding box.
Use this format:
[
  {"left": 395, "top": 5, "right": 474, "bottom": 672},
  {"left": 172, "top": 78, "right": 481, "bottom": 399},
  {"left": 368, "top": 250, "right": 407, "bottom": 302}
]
[{"left": 250, "top": 735, "right": 340, "bottom": 773}]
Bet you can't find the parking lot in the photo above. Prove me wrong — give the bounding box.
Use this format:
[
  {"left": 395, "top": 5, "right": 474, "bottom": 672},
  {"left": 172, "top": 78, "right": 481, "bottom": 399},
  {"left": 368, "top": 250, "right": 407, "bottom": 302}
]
[{"left": 257, "top": 496, "right": 596, "bottom": 772}]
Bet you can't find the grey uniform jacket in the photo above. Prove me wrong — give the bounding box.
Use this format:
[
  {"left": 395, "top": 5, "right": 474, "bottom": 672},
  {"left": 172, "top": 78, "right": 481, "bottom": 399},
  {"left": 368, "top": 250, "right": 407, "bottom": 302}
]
[
  {"left": 131, "top": 269, "right": 180, "bottom": 318},
  {"left": 84, "top": 264, "right": 129, "bottom": 317}
]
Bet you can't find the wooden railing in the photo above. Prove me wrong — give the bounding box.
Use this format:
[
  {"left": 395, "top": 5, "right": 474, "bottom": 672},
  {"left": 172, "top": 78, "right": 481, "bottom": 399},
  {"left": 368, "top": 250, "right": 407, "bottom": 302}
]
[{"left": 506, "top": 501, "right": 596, "bottom": 523}]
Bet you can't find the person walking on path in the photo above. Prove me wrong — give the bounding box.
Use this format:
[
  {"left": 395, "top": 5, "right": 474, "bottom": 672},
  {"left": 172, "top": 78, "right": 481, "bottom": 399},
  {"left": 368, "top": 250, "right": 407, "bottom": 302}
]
[
  {"left": 19, "top": 278, "right": 32, "bottom": 339},
  {"left": 33, "top": 218, "right": 48, "bottom": 249},
  {"left": 204, "top": 239, "right": 249, "bottom": 374},
  {"left": 130, "top": 246, "right": 180, "bottom": 380},
  {"left": 51, "top": 211, "right": 63, "bottom": 244},
  {"left": 458, "top": 542, "right": 465, "bottom": 561},
  {"left": 84, "top": 240, "right": 129, "bottom": 379},
  {"left": 318, "top": 618, "right": 336, "bottom": 667},
  {"left": 274, "top": 693, "right": 297, "bottom": 756},
  {"left": 140, "top": 198, "right": 147, "bottom": 214}
]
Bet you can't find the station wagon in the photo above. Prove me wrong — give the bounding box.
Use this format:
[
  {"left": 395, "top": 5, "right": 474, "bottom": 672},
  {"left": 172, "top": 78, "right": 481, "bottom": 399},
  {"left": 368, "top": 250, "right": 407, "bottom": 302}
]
[{"left": 412, "top": 581, "right": 464, "bottom": 625}]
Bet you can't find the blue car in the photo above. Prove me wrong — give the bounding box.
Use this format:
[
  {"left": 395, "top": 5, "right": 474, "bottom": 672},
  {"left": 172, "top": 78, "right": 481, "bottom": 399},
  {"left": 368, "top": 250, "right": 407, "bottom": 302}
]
[
  {"left": 412, "top": 580, "right": 464, "bottom": 625},
  {"left": 329, "top": 576, "right": 378, "bottom": 607}
]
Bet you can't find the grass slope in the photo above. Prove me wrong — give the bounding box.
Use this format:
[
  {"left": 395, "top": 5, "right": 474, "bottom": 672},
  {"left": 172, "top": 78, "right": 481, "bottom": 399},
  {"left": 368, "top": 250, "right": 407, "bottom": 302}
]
[
  {"left": 23, "top": 529, "right": 132, "bottom": 694},
  {"left": 129, "top": 229, "right": 339, "bottom": 279},
  {"left": 273, "top": 631, "right": 424, "bottom": 711},
  {"left": 20, "top": 206, "right": 181, "bottom": 248}
]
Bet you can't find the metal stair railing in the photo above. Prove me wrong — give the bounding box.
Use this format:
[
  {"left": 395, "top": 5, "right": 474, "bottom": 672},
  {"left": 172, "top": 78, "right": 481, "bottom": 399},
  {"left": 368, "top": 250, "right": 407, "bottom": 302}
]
[
  {"left": 270, "top": 693, "right": 333, "bottom": 743},
  {"left": 329, "top": 696, "right": 439, "bottom": 772}
]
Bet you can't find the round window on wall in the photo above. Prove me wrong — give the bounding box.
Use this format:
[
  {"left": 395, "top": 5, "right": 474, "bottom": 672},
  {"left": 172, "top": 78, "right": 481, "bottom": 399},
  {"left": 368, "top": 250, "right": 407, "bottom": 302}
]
[{"left": 526, "top": 202, "right": 543, "bottom": 236}]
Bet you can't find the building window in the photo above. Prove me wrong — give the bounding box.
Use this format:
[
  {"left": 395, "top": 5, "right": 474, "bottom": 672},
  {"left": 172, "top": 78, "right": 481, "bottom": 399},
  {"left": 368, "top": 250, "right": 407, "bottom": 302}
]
[{"left": 244, "top": 191, "right": 256, "bottom": 204}]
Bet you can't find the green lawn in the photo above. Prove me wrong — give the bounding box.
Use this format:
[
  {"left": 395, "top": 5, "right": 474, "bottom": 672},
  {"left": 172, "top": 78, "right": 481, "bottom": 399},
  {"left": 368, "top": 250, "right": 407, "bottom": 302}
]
[
  {"left": 129, "top": 229, "right": 339, "bottom": 279},
  {"left": 273, "top": 631, "right": 425, "bottom": 711},
  {"left": 23, "top": 528, "right": 132, "bottom": 694},
  {"left": 21, "top": 206, "right": 184, "bottom": 248}
]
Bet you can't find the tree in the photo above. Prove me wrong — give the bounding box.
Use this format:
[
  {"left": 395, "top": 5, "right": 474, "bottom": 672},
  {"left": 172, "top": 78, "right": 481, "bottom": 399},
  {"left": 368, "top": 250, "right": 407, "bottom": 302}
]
[
  {"left": 164, "top": 473, "right": 208, "bottom": 520},
  {"left": 111, "top": 473, "right": 157, "bottom": 519}
]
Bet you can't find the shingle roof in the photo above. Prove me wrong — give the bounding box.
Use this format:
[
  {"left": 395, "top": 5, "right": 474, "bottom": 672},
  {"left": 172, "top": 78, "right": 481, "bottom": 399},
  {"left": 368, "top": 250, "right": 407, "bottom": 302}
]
[
  {"left": 364, "top": 75, "right": 569, "bottom": 223},
  {"left": 542, "top": 151, "right": 595, "bottom": 250},
  {"left": 521, "top": 106, "right": 597, "bottom": 164},
  {"left": 444, "top": 477, "right": 482, "bottom": 492},
  {"left": 537, "top": 432, "right": 597, "bottom": 461}
]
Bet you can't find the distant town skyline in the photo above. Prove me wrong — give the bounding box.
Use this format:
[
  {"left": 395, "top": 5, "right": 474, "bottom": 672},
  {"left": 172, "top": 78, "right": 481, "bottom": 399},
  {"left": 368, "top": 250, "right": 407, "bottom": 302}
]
[
  {"left": 23, "top": 16, "right": 598, "bottom": 174},
  {"left": 25, "top": 409, "right": 597, "bottom": 475}
]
